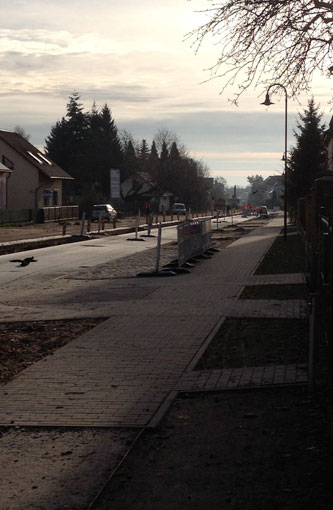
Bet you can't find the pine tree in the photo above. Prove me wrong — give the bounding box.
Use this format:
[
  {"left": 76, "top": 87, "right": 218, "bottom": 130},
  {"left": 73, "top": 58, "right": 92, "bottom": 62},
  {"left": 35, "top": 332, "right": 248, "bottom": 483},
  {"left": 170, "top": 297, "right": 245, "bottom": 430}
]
[
  {"left": 45, "top": 92, "right": 89, "bottom": 196},
  {"left": 45, "top": 94, "right": 122, "bottom": 200},
  {"left": 138, "top": 139, "right": 149, "bottom": 161},
  {"left": 147, "top": 140, "right": 159, "bottom": 182},
  {"left": 288, "top": 98, "right": 327, "bottom": 210},
  {"left": 45, "top": 117, "right": 71, "bottom": 170},
  {"left": 169, "top": 141, "right": 180, "bottom": 160},
  {"left": 160, "top": 141, "right": 169, "bottom": 161},
  {"left": 122, "top": 139, "right": 138, "bottom": 182},
  {"left": 150, "top": 140, "right": 158, "bottom": 160},
  {"left": 98, "top": 104, "right": 122, "bottom": 193}
]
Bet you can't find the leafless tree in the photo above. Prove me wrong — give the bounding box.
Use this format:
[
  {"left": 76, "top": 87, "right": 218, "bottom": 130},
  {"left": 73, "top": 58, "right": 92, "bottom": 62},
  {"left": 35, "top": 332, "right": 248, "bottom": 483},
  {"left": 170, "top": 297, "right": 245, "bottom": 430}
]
[
  {"left": 187, "top": 0, "right": 333, "bottom": 103},
  {"left": 153, "top": 128, "right": 187, "bottom": 155}
]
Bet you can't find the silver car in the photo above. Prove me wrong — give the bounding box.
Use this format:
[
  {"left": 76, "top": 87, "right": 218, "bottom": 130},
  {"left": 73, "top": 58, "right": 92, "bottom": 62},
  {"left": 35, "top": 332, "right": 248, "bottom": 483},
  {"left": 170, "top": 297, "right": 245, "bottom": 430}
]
[
  {"left": 171, "top": 203, "right": 186, "bottom": 215},
  {"left": 91, "top": 204, "right": 117, "bottom": 222}
]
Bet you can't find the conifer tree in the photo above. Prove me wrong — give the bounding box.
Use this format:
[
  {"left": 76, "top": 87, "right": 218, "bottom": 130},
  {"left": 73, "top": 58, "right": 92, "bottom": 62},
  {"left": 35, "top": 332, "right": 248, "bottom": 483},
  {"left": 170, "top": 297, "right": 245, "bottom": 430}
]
[
  {"left": 97, "top": 103, "right": 122, "bottom": 192},
  {"left": 147, "top": 140, "right": 159, "bottom": 182},
  {"left": 288, "top": 98, "right": 327, "bottom": 210},
  {"left": 122, "top": 139, "right": 138, "bottom": 182},
  {"left": 160, "top": 141, "right": 169, "bottom": 161},
  {"left": 45, "top": 94, "right": 122, "bottom": 199},
  {"left": 150, "top": 140, "right": 158, "bottom": 160},
  {"left": 46, "top": 92, "right": 89, "bottom": 195},
  {"left": 169, "top": 141, "right": 180, "bottom": 160},
  {"left": 138, "top": 139, "right": 149, "bottom": 161}
]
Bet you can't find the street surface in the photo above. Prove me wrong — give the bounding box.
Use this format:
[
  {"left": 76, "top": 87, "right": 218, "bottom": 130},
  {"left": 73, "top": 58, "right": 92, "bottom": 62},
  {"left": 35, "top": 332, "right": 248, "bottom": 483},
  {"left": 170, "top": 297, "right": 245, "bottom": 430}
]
[{"left": 0, "top": 224, "right": 178, "bottom": 288}]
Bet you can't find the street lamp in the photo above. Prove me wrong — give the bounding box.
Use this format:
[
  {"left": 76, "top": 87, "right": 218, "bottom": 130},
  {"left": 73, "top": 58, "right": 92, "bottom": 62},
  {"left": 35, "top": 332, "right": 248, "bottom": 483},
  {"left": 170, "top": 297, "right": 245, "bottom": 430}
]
[{"left": 261, "top": 83, "right": 288, "bottom": 241}]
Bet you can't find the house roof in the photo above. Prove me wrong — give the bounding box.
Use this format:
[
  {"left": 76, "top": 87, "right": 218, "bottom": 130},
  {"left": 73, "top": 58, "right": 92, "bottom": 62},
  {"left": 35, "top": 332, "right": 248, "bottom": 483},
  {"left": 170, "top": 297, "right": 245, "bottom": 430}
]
[
  {"left": 136, "top": 172, "right": 154, "bottom": 184},
  {"left": 264, "top": 175, "right": 283, "bottom": 187},
  {"left": 0, "top": 162, "right": 12, "bottom": 173},
  {"left": 0, "top": 130, "right": 73, "bottom": 180}
]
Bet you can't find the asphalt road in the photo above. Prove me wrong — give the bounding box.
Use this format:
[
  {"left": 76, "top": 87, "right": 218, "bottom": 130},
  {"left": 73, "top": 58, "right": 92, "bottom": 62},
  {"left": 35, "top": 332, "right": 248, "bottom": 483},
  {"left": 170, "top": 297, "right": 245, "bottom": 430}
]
[{"left": 0, "top": 224, "right": 178, "bottom": 288}]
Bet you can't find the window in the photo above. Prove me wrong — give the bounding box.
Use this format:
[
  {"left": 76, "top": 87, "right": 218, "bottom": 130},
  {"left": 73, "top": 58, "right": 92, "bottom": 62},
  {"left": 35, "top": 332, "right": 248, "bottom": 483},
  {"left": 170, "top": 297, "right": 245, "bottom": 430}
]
[
  {"left": 27, "top": 151, "right": 43, "bottom": 164},
  {"left": 2, "top": 155, "right": 14, "bottom": 169},
  {"left": 38, "top": 153, "right": 52, "bottom": 165}
]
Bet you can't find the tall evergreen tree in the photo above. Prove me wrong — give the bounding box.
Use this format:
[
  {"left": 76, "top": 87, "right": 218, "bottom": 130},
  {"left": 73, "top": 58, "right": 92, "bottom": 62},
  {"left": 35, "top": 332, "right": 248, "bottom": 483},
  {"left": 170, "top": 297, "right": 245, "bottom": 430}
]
[
  {"left": 122, "top": 139, "right": 138, "bottom": 182},
  {"left": 147, "top": 140, "right": 159, "bottom": 182},
  {"left": 169, "top": 141, "right": 180, "bottom": 160},
  {"left": 45, "top": 94, "right": 122, "bottom": 200},
  {"left": 150, "top": 140, "right": 158, "bottom": 160},
  {"left": 46, "top": 92, "right": 89, "bottom": 196},
  {"left": 45, "top": 117, "right": 71, "bottom": 170},
  {"left": 138, "top": 139, "right": 149, "bottom": 161},
  {"left": 160, "top": 141, "right": 169, "bottom": 161},
  {"left": 288, "top": 98, "right": 327, "bottom": 210},
  {"left": 98, "top": 103, "right": 122, "bottom": 192}
]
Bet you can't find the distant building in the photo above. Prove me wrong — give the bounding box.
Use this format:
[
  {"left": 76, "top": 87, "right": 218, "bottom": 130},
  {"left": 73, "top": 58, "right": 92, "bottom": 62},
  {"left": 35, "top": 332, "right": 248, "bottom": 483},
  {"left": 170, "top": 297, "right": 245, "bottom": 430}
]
[
  {"left": 121, "top": 172, "right": 176, "bottom": 213},
  {"left": 121, "top": 172, "right": 156, "bottom": 201},
  {"left": 264, "top": 175, "right": 284, "bottom": 207},
  {"left": 0, "top": 130, "right": 73, "bottom": 210}
]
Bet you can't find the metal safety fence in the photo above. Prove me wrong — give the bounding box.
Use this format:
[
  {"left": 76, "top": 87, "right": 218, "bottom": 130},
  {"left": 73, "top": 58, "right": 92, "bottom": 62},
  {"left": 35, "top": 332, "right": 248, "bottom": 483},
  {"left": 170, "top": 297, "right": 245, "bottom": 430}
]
[
  {"left": 307, "top": 210, "right": 333, "bottom": 389},
  {"left": 177, "top": 218, "right": 212, "bottom": 268}
]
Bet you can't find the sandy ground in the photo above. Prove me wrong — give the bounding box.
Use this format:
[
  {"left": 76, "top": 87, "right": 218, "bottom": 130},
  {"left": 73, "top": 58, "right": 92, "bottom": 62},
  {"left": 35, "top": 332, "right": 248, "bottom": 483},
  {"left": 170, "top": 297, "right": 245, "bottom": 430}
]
[{"left": 0, "top": 217, "right": 136, "bottom": 242}]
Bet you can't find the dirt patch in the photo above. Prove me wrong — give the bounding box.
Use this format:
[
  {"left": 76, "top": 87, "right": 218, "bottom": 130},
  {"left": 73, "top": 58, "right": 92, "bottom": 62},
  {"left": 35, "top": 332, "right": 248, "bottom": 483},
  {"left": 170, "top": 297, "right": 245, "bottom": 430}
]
[
  {"left": 195, "top": 318, "right": 309, "bottom": 369},
  {"left": 255, "top": 232, "right": 305, "bottom": 274},
  {"left": 240, "top": 284, "right": 309, "bottom": 300},
  {"left": 0, "top": 318, "right": 104, "bottom": 383},
  {"left": 93, "top": 387, "right": 332, "bottom": 510}
]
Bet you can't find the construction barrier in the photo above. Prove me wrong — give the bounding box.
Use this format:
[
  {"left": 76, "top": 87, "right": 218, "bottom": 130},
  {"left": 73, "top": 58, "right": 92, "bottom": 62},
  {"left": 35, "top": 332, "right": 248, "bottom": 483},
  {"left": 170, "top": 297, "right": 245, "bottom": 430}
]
[{"left": 177, "top": 218, "right": 212, "bottom": 267}]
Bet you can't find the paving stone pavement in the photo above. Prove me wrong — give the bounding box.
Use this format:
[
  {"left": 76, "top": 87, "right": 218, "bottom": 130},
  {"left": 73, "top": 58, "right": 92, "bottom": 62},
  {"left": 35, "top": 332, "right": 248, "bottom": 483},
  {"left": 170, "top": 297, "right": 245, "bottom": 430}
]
[{"left": 0, "top": 216, "right": 308, "bottom": 428}]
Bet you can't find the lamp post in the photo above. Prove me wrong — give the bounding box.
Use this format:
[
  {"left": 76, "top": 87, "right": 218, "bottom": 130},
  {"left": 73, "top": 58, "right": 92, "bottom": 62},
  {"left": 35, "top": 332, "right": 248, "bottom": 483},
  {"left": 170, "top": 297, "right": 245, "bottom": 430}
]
[{"left": 261, "top": 83, "right": 288, "bottom": 241}]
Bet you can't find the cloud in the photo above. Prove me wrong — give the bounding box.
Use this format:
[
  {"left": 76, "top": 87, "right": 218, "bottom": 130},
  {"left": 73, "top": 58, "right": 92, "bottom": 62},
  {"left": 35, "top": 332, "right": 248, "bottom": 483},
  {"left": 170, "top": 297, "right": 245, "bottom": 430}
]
[
  {"left": 0, "top": 0, "right": 331, "bottom": 189},
  {"left": 194, "top": 151, "right": 282, "bottom": 160}
]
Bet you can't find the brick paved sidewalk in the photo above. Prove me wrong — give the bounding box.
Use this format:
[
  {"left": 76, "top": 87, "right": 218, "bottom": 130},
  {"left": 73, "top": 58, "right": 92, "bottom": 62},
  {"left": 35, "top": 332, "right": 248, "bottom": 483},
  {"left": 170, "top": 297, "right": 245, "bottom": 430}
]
[{"left": 0, "top": 215, "right": 308, "bottom": 428}]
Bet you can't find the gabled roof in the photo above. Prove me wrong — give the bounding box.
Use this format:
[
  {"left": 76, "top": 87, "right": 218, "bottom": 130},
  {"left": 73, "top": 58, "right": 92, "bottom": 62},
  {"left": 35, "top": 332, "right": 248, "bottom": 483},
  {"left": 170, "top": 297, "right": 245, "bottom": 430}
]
[
  {"left": 136, "top": 172, "right": 155, "bottom": 185},
  {"left": 0, "top": 162, "right": 12, "bottom": 173},
  {"left": 0, "top": 130, "right": 73, "bottom": 180},
  {"left": 264, "top": 175, "right": 283, "bottom": 187}
]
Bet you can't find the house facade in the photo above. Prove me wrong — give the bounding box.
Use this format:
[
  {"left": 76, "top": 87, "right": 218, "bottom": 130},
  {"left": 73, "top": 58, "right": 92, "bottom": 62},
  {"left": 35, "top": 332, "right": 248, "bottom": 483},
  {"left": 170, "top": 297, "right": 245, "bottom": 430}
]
[
  {"left": 0, "top": 130, "right": 73, "bottom": 210},
  {"left": 120, "top": 172, "right": 175, "bottom": 213}
]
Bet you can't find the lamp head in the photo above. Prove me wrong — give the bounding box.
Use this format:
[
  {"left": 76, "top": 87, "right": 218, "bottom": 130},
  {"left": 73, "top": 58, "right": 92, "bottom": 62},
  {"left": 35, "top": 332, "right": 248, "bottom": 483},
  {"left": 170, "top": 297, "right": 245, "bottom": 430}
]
[{"left": 261, "top": 92, "right": 274, "bottom": 106}]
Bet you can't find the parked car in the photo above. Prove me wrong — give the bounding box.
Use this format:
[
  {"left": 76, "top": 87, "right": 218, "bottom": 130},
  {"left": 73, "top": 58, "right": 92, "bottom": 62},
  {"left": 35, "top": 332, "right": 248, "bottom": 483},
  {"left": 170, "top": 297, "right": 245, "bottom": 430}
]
[
  {"left": 91, "top": 204, "right": 117, "bottom": 222},
  {"left": 258, "top": 206, "right": 269, "bottom": 218},
  {"left": 171, "top": 203, "right": 186, "bottom": 215}
]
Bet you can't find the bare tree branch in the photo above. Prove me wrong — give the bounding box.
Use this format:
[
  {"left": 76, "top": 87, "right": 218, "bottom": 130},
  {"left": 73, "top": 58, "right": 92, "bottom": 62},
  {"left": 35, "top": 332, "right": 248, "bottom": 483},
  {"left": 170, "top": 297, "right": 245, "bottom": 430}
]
[{"left": 186, "top": 0, "right": 333, "bottom": 102}]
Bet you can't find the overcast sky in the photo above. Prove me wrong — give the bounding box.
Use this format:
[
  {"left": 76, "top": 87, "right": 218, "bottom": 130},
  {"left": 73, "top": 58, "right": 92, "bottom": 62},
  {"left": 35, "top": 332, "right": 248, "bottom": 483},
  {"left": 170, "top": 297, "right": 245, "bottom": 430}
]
[{"left": 0, "top": 0, "right": 332, "bottom": 186}]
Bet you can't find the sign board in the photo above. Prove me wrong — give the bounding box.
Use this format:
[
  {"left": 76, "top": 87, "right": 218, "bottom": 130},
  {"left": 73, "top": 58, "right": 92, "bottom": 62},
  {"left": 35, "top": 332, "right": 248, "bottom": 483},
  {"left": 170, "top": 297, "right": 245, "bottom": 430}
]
[{"left": 110, "top": 168, "right": 120, "bottom": 198}]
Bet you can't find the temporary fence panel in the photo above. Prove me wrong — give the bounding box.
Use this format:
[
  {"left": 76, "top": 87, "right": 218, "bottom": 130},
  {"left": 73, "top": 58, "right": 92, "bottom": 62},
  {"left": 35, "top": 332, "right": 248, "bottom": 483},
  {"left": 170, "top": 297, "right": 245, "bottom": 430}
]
[
  {"left": 42, "top": 206, "right": 79, "bottom": 222},
  {"left": 177, "top": 218, "right": 212, "bottom": 267}
]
